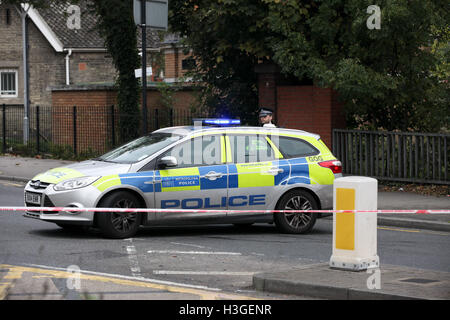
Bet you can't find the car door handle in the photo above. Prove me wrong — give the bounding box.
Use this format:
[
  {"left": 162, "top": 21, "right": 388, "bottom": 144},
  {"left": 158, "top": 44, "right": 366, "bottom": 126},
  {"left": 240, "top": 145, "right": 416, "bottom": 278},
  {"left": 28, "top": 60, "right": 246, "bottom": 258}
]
[
  {"left": 204, "top": 171, "right": 223, "bottom": 180},
  {"left": 264, "top": 167, "right": 284, "bottom": 175}
]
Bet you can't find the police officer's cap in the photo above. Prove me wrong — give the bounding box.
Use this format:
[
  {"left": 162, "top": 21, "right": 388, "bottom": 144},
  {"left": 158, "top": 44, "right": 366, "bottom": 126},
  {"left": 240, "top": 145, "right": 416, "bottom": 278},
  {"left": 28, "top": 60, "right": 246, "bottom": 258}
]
[{"left": 258, "top": 108, "right": 273, "bottom": 117}]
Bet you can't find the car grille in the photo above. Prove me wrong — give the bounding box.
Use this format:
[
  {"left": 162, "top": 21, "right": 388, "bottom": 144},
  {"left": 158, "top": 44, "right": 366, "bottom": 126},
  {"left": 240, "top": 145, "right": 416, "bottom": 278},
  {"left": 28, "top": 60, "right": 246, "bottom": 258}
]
[{"left": 29, "top": 180, "right": 50, "bottom": 190}]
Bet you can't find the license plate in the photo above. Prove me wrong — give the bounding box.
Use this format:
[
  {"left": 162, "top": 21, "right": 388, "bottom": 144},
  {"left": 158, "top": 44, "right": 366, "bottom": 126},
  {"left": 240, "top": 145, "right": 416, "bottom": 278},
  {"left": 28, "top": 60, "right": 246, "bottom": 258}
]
[{"left": 25, "top": 192, "right": 41, "bottom": 205}]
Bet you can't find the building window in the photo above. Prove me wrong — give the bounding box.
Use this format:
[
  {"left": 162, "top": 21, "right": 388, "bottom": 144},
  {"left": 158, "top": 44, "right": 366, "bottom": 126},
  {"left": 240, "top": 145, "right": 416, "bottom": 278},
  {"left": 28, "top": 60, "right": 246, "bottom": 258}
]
[
  {"left": 0, "top": 70, "right": 18, "bottom": 97},
  {"left": 182, "top": 58, "right": 196, "bottom": 71}
]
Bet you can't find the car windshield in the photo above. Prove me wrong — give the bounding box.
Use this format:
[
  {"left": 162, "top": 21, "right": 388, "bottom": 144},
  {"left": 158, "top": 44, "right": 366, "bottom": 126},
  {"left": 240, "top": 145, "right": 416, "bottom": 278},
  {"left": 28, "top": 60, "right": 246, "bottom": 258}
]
[{"left": 95, "top": 133, "right": 183, "bottom": 164}]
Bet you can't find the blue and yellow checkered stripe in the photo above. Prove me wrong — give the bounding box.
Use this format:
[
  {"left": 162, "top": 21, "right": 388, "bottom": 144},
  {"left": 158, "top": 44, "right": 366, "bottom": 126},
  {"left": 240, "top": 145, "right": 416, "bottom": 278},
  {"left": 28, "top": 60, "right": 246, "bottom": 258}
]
[
  {"left": 92, "top": 133, "right": 336, "bottom": 193},
  {"left": 93, "top": 157, "right": 335, "bottom": 193}
]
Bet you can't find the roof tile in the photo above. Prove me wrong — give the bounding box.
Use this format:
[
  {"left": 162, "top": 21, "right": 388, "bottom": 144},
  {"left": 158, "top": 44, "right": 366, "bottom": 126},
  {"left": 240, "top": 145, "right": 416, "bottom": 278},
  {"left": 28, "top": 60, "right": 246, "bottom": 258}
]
[{"left": 35, "top": 1, "right": 162, "bottom": 49}]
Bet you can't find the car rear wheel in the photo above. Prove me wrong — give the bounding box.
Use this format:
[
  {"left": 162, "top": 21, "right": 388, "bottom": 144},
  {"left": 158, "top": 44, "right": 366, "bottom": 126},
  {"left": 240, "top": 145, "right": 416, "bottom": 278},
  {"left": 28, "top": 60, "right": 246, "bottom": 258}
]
[
  {"left": 274, "top": 190, "right": 318, "bottom": 234},
  {"left": 96, "top": 191, "right": 142, "bottom": 239}
]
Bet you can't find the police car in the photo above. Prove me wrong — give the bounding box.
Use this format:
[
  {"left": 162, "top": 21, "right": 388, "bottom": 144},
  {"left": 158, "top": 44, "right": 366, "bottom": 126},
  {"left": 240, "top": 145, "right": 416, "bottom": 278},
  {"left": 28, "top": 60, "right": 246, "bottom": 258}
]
[{"left": 24, "top": 119, "right": 342, "bottom": 238}]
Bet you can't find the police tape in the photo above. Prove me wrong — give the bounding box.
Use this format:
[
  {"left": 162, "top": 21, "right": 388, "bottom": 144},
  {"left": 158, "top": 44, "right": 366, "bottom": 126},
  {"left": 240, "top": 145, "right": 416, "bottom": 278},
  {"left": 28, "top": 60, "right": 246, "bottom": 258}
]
[{"left": 0, "top": 207, "right": 449, "bottom": 214}]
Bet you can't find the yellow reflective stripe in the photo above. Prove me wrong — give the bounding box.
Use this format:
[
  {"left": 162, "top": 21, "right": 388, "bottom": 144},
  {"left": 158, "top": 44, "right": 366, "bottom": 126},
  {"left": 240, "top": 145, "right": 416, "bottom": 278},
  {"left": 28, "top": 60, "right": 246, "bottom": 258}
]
[
  {"left": 159, "top": 167, "right": 200, "bottom": 192},
  {"left": 335, "top": 188, "right": 355, "bottom": 250},
  {"left": 265, "top": 137, "right": 283, "bottom": 159},
  {"left": 225, "top": 136, "right": 232, "bottom": 163},
  {"left": 93, "top": 175, "right": 121, "bottom": 192},
  {"left": 33, "top": 168, "right": 85, "bottom": 184},
  {"left": 235, "top": 162, "right": 274, "bottom": 188},
  {"left": 307, "top": 154, "right": 336, "bottom": 185},
  {"left": 220, "top": 136, "right": 226, "bottom": 163},
  {"left": 159, "top": 167, "right": 199, "bottom": 177}
]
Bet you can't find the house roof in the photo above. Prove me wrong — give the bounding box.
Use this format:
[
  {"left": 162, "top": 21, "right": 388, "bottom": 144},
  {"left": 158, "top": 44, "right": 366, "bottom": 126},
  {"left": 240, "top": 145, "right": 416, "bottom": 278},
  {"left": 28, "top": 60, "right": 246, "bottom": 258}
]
[
  {"left": 27, "top": 1, "right": 164, "bottom": 51},
  {"left": 35, "top": 1, "right": 104, "bottom": 49}
]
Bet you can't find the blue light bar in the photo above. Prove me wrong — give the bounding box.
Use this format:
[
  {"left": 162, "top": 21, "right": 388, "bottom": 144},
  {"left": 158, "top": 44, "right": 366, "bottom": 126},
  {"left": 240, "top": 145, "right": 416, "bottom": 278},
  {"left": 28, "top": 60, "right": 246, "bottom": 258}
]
[{"left": 193, "top": 118, "right": 241, "bottom": 126}]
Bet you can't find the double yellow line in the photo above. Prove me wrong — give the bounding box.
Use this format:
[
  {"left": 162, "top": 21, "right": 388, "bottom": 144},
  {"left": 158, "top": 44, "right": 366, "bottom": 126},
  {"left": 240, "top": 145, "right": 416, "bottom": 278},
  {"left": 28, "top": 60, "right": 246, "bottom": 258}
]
[{"left": 0, "top": 264, "right": 258, "bottom": 300}]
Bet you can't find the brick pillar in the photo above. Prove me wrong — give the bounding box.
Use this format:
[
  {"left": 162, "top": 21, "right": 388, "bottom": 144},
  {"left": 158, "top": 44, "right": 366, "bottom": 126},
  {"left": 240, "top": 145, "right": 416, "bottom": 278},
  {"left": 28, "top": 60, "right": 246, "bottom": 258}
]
[
  {"left": 276, "top": 85, "right": 345, "bottom": 148},
  {"left": 255, "top": 62, "right": 346, "bottom": 149},
  {"left": 255, "top": 62, "right": 281, "bottom": 120}
]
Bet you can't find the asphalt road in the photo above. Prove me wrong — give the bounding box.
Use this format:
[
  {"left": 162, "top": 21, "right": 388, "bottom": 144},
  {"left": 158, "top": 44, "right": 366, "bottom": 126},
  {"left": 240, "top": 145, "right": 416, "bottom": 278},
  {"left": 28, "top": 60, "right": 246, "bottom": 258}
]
[{"left": 0, "top": 181, "right": 449, "bottom": 300}]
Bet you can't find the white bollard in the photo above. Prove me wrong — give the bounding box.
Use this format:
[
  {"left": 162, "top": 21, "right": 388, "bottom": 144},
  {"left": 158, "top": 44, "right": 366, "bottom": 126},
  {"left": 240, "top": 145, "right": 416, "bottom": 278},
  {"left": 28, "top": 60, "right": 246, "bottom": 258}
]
[{"left": 329, "top": 176, "right": 380, "bottom": 271}]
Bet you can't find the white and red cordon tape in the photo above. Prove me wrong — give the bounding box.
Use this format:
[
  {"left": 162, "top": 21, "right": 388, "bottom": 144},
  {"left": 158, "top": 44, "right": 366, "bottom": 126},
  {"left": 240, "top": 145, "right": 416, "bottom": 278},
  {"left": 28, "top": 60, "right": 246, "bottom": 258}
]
[{"left": 0, "top": 207, "right": 449, "bottom": 214}]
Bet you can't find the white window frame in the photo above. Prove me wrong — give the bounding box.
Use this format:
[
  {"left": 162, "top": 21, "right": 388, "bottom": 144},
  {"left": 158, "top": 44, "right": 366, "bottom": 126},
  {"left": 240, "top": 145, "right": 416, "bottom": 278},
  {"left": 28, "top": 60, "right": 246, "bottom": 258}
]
[{"left": 0, "top": 69, "right": 19, "bottom": 98}]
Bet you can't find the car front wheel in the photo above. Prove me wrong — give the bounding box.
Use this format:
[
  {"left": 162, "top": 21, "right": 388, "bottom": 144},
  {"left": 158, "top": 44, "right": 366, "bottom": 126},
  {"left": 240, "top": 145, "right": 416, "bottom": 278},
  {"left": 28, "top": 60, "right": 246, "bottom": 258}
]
[
  {"left": 274, "top": 190, "right": 318, "bottom": 234},
  {"left": 96, "top": 191, "right": 142, "bottom": 239}
]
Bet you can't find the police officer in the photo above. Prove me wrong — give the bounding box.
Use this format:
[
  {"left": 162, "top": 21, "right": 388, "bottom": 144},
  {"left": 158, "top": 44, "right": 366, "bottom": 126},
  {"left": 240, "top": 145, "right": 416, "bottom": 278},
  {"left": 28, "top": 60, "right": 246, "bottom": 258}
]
[{"left": 258, "top": 107, "right": 276, "bottom": 127}]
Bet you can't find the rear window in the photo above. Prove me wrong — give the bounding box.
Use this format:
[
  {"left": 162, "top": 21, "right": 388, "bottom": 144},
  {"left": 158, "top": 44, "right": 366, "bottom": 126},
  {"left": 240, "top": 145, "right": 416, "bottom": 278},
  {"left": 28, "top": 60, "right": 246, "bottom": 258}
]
[{"left": 271, "top": 136, "right": 319, "bottom": 158}]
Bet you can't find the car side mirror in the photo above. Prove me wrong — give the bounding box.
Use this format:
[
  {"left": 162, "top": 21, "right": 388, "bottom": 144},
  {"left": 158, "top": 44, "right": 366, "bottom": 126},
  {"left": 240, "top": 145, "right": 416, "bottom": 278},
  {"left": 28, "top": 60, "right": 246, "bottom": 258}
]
[{"left": 158, "top": 156, "right": 178, "bottom": 168}]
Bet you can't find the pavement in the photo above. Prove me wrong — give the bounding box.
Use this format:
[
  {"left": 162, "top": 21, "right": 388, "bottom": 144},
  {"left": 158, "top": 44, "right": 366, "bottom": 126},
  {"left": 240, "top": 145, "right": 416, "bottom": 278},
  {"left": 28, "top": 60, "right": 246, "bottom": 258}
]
[{"left": 0, "top": 154, "right": 449, "bottom": 300}]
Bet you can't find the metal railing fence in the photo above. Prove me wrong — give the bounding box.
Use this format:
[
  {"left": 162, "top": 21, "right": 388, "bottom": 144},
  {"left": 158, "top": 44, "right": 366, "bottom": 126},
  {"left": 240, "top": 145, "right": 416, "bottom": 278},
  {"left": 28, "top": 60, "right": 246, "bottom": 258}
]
[
  {"left": 332, "top": 129, "right": 449, "bottom": 185},
  {"left": 1, "top": 104, "right": 202, "bottom": 158}
]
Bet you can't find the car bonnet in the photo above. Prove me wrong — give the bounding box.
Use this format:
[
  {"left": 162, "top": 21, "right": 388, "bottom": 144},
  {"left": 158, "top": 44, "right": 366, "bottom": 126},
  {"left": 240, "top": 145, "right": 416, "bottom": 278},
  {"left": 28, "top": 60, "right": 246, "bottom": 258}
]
[{"left": 31, "top": 160, "right": 132, "bottom": 185}]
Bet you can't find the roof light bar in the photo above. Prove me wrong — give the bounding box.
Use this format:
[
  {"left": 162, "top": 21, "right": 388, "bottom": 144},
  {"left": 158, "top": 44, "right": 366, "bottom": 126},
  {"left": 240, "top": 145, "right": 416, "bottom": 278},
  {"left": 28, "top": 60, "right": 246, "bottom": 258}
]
[{"left": 193, "top": 118, "right": 241, "bottom": 126}]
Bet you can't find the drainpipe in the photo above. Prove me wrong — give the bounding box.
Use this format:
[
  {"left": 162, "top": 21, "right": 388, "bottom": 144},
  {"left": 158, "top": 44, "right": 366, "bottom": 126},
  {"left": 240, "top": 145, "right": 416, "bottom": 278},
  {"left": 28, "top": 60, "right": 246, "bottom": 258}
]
[
  {"left": 15, "top": 4, "right": 31, "bottom": 143},
  {"left": 64, "top": 49, "right": 72, "bottom": 85}
]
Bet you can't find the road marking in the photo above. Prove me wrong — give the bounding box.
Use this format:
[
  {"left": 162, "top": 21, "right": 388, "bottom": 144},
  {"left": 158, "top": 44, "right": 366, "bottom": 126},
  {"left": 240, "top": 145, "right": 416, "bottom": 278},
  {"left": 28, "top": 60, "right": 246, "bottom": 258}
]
[
  {"left": 153, "top": 270, "right": 255, "bottom": 276},
  {"left": 125, "top": 239, "right": 142, "bottom": 278},
  {"left": 0, "top": 268, "right": 23, "bottom": 299},
  {"left": 0, "top": 283, "right": 12, "bottom": 300},
  {"left": 147, "top": 250, "right": 242, "bottom": 255},
  {"left": 378, "top": 227, "right": 421, "bottom": 233},
  {"left": 3, "top": 269, "right": 23, "bottom": 280},
  {"left": 0, "top": 264, "right": 258, "bottom": 300},
  {"left": 378, "top": 226, "right": 449, "bottom": 236},
  {"left": 22, "top": 264, "right": 219, "bottom": 291},
  {"left": 0, "top": 181, "right": 24, "bottom": 188},
  {"left": 170, "top": 242, "right": 206, "bottom": 249}
]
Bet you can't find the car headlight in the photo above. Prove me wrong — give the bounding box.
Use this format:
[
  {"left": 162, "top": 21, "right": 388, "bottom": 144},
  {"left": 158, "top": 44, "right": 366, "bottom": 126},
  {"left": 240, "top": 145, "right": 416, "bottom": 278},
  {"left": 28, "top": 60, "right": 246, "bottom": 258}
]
[{"left": 53, "top": 176, "right": 100, "bottom": 191}]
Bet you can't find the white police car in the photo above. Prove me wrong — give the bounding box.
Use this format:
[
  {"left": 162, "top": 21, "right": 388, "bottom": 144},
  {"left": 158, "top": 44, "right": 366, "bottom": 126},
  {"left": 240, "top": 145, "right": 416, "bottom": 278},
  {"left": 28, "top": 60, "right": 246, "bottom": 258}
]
[{"left": 24, "top": 119, "right": 342, "bottom": 238}]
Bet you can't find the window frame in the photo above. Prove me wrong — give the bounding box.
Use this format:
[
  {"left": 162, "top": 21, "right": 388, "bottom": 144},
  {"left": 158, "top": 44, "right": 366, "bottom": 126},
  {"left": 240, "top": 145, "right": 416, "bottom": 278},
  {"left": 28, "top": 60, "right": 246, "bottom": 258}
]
[
  {"left": 181, "top": 58, "right": 196, "bottom": 71},
  {"left": 158, "top": 134, "right": 224, "bottom": 169},
  {"left": 268, "top": 135, "right": 320, "bottom": 159},
  {"left": 226, "top": 133, "right": 278, "bottom": 164},
  {"left": 0, "top": 69, "right": 19, "bottom": 98}
]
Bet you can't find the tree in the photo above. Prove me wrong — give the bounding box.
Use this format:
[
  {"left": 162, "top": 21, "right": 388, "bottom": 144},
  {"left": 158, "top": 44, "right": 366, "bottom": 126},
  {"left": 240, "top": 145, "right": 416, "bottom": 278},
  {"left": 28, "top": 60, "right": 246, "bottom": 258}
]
[
  {"left": 90, "top": 0, "right": 141, "bottom": 142},
  {"left": 169, "top": 0, "right": 449, "bottom": 132},
  {"left": 169, "top": 1, "right": 262, "bottom": 125}
]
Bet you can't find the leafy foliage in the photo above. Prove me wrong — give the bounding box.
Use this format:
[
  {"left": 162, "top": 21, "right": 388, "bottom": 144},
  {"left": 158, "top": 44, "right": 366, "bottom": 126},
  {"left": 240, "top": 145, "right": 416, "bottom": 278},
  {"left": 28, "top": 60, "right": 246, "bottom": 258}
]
[
  {"left": 169, "top": 0, "right": 262, "bottom": 125},
  {"left": 169, "top": 0, "right": 449, "bottom": 132},
  {"left": 90, "top": 0, "right": 141, "bottom": 141}
]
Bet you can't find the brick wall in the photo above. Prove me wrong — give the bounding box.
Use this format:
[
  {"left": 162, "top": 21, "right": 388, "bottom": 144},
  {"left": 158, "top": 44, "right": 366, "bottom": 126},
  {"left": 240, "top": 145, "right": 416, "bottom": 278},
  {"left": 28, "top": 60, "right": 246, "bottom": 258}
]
[
  {"left": 69, "top": 52, "right": 116, "bottom": 85},
  {"left": 276, "top": 86, "right": 345, "bottom": 148},
  {"left": 164, "top": 48, "right": 193, "bottom": 80},
  {"left": 51, "top": 105, "right": 112, "bottom": 154},
  {"left": 52, "top": 89, "right": 117, "bottom": 107},
  {"left": 257, "top": 73, "right": 280, "bottom": 111},
  {"left": 51, "top": 86, "right": 198, "bottom": 154},
  {"left": 52, "top": 86, "right": 197, "bottom": 111}
]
